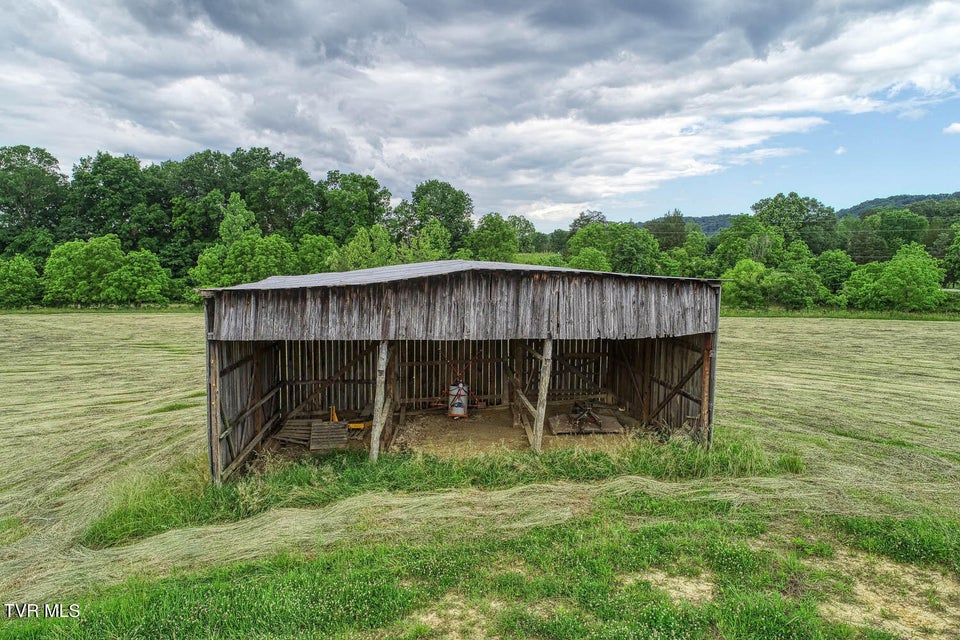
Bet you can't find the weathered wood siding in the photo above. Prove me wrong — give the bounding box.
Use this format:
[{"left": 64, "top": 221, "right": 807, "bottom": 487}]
[
  {"left": 211, "top": 340, "right": 282, "bottom": 477},
  {"left": 609, "top": 334, "right": 711, "bottom": 431},
  {"left": 208, "top": 272, "right": 719, "bottom": 342}
]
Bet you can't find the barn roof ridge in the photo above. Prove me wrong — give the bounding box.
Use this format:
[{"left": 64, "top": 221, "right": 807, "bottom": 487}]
[{"left": 202, "top": 259, "right": 720, "bottom": 292}]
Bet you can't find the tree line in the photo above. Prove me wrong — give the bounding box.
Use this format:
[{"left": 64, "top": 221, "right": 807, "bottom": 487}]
[{"left": 1, "top": 144, "right": 958, "bottom": 312}]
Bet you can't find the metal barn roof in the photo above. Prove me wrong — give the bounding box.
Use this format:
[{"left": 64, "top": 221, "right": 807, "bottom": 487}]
[{"left": 202, "top": 260, "right": 720, "bottom": 293}]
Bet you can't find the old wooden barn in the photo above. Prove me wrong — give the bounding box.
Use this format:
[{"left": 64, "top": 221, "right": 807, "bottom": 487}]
[{"left": 200, "top": 260, "right": 721, "bottom": 484}]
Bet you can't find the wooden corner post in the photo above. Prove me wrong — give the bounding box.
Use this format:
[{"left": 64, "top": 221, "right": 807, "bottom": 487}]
[
  {"left": 369, "top": 339, "right": 391, "bottom": 463},
  {"left": 204, "top": 296, "right": 223, "bottom": 485},
  {"left": 699, "top": 333, "right": 714, "bottom": 447},
  {"left": 532, "top": 337, "right": 553, "bottom": 454}
]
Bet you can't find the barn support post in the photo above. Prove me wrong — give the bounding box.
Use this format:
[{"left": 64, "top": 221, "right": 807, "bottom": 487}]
[
  {"left": 707, "top": 283, "right": 722, "bottom": 448},
  {"left": 370, "top": 339, "right": 391, "bottom": 463},
  {"left": 698, "top": 333, "right": 714, "bottom": 445},
  {"left": 532, "top": 337, "right": 553, "bottom": 454}
]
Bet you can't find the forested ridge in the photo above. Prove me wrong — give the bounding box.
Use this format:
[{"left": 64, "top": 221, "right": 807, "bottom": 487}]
[{"left": 1, "top": 144, "right": 958, "bottom": 312}]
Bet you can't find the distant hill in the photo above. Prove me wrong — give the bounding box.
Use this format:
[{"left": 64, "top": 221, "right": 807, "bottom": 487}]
[
  {"left": 683, "top": 214, "right": 733, "bottom": 236},
  {"left": 836, "top": 192, "right": 960, "bottom": 218},
  {"left": 672, "top": 191, "right": 960, "bottom": 234}
]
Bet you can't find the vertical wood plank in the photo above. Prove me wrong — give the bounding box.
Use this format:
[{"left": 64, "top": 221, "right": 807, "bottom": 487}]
[
  {"left": 207, "top": 339, "right": 223, "bottom": 485},
  {"left": 369, "top": 339, "right": 390, "bottom": 463},
  {"left": 642, "top": 339, "right": 652, "bottom": 425},
  {"left": 699, "top": 334, "right": 713, "bottom": 444},
  {"left": 532, "top": 337, "right": 553, "bottom": 454}
]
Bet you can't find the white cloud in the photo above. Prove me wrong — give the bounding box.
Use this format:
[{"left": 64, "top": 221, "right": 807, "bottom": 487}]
[
  {"left": 1, "top": 0, "right": 959, "bottom": 220},
  {"left": 835, "top": 146, "right": 847, "bottom": 154}
]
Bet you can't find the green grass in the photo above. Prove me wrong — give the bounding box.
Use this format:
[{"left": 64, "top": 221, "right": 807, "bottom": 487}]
[
  {"left": 3, "top": 313, "right": 960, "bottom": 638},
  {"left": 831, "top": 516, "right": 960, "bottom": 575},
  {"left": 81, "top": 434, "right": 776, "bottom": 548},
  {"left": 721, "top": 307, "right": 960, "bottom": 321},
  {"left": 4, "top": 493, "right": 897, "bottom": 640},
  {"left": 0, "top": 516, "right": 28, "bottom": 546},
  {"left": 0, "top": 303, "right": 203, "bottom": 315}
]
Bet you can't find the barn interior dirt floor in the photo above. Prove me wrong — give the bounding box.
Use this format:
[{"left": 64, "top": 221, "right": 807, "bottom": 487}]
[{"left": 391, "top": 404, "right": 635, "bottom": 458}]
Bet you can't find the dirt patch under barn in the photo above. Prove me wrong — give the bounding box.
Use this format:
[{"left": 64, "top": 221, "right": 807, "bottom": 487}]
[{"left": 391, "top": 404, "right": 638, "bottom": 458}]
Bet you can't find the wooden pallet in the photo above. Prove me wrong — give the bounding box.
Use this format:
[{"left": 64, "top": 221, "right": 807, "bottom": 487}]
[
  {"left": 272, "top": 419, "right": 348, "bottom": 450},
  {"left": 548, "top": 413, "right": 623, "bottom": 435}
]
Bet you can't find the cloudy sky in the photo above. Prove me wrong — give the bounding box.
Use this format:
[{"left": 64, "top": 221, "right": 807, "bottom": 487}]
[{"left": 3, "top": 1, "right": 960, "bottom": 228}]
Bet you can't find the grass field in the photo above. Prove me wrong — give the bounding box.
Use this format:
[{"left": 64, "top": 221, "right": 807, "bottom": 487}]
[{"left": 1, "top": 312, "right": 959, "bottom": 638}]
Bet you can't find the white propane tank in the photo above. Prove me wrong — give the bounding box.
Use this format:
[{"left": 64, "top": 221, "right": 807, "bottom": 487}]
[{"left": 448, "top": 382, "right": 469, "bottom": 417}]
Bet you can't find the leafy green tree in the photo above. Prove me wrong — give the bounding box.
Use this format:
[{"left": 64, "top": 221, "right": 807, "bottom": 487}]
[
  {"left": 567, "top": 222, "right": 659, "bottom": 274},
  {"left": 318, "top": 171, "right": 391, "bottom": 243},
  {"left": 566, "top": 222, "right": 610, "bottom": 258},
  {"left": 189, "top": 244, "right": 228, "bottom": 289},
  {"left": 567, "top": 247, "right": 611, "bottom": 272},
  {"left": 872, "top": 208, "right": 931, "bottom": 252},
  {"left": 452, "top": 247, "right": 474, "bottom": 260},
  {"left": 176, "top": 149, "right": 238, "bottom": 200},
  {"left": 751, "top": 192, "right": 835, "bottom": 247},
  {"left": 511, "top": 253, "right": 565, "bottom": 267},
  {"left": 42, "top": 240, "right": 85, "bottom": 305},
  {"left": 568, "top": 210, "right": 606, "bottom": 234},
  {"left": 164, "top": 189, "right": 227, "bottom": 279},
  {"left": 383, "top": 199, "right": 418, "bottom": 243},
  {"left": 120, "top": 203, "right": 171, "bottom": 256},
  {"left": 411, "top": 180, "right": 474, "bottom": 249},
  {"left": 220, "top": 233, "right": 297, "bottom": 285},
  {"left": 720, "top": 259, "right": 768, "bottom": 309},
  {"left": 644, "top": 209, "right": 686, "bottom": 251},
  {"left": 243, "top": 165, "right": 317, "bottom": 235},
  {"left": 800, "top": 209, "right": 841, "bottom": 254},
  {"left": 2, "top": 227, "right": 55, "bottom": 271},
  {"left": 0, "top": 146, "right": 67, "bottom": 252},
  {"left": 711, "top": 215, "right": 785, "bottom": 271},
  {"left": 683, "top": 224, "right": 708, "bottom": 258},
  {"left": 812, "top": 249, "right": 856, "bottom": 293},
  {"left": 847, "top": 208, "right": 929, "bottom": 264},
  {"left": 43, "top": 235, "right": 125, "bottom": 305},
  {"left": 546, "top": 229, "right": 570, "bottom": 253},
  {"left": 0, "top": 255, "right": 42, "bottom": 307},
  {"left": 101, "top": 249, "right": 172, "bottom": 305},
  {"left": 763, "top": 265, "right": 826, "bottom": 310},
  {"left": 609, "top": 225, "right": 659, "bottom": 274},
  {"left": 62, "top": 152, "right": 148, "bottom": 244},
  {"left": 291, "top": 210, "right": 326, "bottom": 242},
  {"left": 846, "top": 216, "right": 890, "bottom": 264},
  {"left": 506, "top": 215, "right": 538, "bottom": 252},
  {"left": 944, "top": 224, "right": 960, "bottom": 286},
  {"left": 657, "top": 249, "right": 684, "bottom": 277},
  {"left": 843, "top": 262, "right": 886, "bottom": 310},
  {"left": 328, "top": 225, "right": 398, "bottom": 271},
  {"left": 296, "top": 234, "right": 338, "bottom": 274},
  {"left": 469, "top": 213, "right": 518, "bottom": 262},
  {"left": 529, "top": 231, "right": 549, "bottom": 252},
  {"left": 875, "top": 243, "right": 945, "bottom": 311},
  {"left": 744, "top": 228, "right": 786, "bottom": 266},
  {"left": 399, "top": 218, "right": 451, "bottom": 263},
  {"left": 218, "top": 192, "right": 259, "bottom": 246}
]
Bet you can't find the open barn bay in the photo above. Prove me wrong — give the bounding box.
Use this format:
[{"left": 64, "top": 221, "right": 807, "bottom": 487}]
[{"left": 1, "top": 312, "right": 959, "bottom": 639}]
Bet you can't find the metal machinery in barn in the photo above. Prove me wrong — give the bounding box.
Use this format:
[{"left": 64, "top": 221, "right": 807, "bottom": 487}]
[{"left": 199, "top": 261, "right": 721, "bottom": 484}]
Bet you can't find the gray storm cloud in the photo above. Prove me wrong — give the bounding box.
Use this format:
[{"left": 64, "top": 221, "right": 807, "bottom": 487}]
[{"left": 0, "top": 0, "right": 956, "bottom": 224}]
